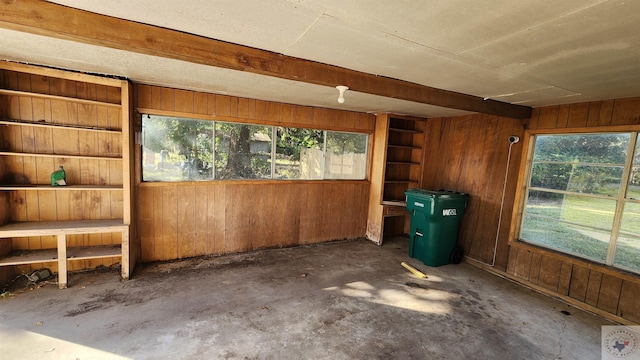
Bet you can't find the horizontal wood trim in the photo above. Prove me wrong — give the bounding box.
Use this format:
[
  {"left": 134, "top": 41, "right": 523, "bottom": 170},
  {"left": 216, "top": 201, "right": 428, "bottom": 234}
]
[
  {"left": 0, "top": 248, "right": 59, "bottom": 266},
  {"left": 138, "top": 179, "right": 369, "bottom": 187},
  {"left": 0, "top": 245, "right": 122, "bottom": 266},
  {"left": 0, "top": 60, "right": 123, "bottom": 87},
  {"left": 464, "top": 256, "right": 637, "bottom": 325},
  {"left": 389, "top": 128, "right": 423, "bottom": 134},
  {"left": 0, "top": 185, "right": 123, "bottom": 191},
  {"left": 0, "top": 219, "right": 127, "bottom": 237},
  {"left": 0, "top": 0, "right": 531, "bottom": 119},
  {"left": 0, "top": 119, "right": 122, "bottom": 134},
  {"left": 0, "top": 151, "right": 122, "bottom": 160},
  {"left": 528, "top": 124, "right": 640, "bottom": 134},
  {"left": 66, "top": 245, "right": 122, "bottom": 261},
  {"left": 0, "top": 89, "right": 121, "bottom": 108},
  {"left": 509, "top": 241, "right": 640, "bottom": 285}
]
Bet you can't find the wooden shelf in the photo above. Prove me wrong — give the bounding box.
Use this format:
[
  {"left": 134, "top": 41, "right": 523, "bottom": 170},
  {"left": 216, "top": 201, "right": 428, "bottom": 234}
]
[
  {"left": 0, "top": 119, "right": 122, "bottom": 134},
  {"left": 386, "top": 161, "right": 421, "bottom": 165},
  {"left": 0, "top": 151, "right": 122, "bottom": 161},
  {"left": 382, "top": 200, "right": 407, "bottom": 207},
  {"left": 389, "top": 127, "right": 422, "bottom": 134},
  {"left": 0, "top": 219, "right": 127, "bottom": 237},
  {"left": 0, "top": 62, "right": 132, "bottom": 289},
  {"left": 0, "top": 185, "right": 122, "bottom": 191},
  {"left": 384, "top": 180, "right": 418, "bottom": 184},
  {"left": 0, "top": 89, "right": 121, "bottom": 109},
  {"left": 0, "top": 248, "right": 58, "bottom": 266},
  {"left": 0, "top": 245, "right": 121, "bottom": 267},
  {"left": 67, "top": 245, "right": 122, "bottom": 261},
  {"left": 387, "top": 144, "right": 422, "bottom": 150}
]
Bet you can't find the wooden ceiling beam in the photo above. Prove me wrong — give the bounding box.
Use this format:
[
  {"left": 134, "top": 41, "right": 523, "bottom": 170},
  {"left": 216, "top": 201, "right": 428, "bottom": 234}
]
[{"left": 0, "top": 0, "right": 532, "bottom": 119}]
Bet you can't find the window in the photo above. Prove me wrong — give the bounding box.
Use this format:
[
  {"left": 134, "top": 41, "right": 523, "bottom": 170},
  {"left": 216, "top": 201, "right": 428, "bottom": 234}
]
[
  {"left": 520, "top": 132, "right": 640, "bottom": 273},
  {"left": 141, "top": 115, "right": 368, "bottom": 181}
]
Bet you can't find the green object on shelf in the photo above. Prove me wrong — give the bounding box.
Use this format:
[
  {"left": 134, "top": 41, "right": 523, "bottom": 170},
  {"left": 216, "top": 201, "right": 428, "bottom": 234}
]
[{"left": 51, "top": 166, "right": 66, "bottom": 186}]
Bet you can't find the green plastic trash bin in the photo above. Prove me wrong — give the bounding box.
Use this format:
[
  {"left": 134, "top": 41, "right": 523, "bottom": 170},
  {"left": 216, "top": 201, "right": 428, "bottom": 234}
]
[{"left": 405, "top": 189, "right": 468, "bottom": 267}]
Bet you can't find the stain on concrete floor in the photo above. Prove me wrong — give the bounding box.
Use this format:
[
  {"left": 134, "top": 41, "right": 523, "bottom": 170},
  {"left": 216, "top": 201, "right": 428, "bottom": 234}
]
[{"left": 0, "top": 237, "right": 610, "bottom": 359}]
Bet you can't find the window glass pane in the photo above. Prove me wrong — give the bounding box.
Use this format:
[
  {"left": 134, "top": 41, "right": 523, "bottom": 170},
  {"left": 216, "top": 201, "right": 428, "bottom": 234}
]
[
  {"left": 275, "top": 127, "right": 323, "bottom": 179},
  {"left": 142, "top": 115, "right": 214, "bottom": 181},
  {"left": 525, "top": 190, "right": 616, "bottom": 230},
  {"left": 521, "top": 213, "right": 609, "bottom": 262},
  {"left": 324, "top": 131, "right": 368, "bottom": 180},
  {"left": 620, "top": 202, "right": 640, "bottom": 238},
  {"left": 533, "top": 133, "right": 630, "bottom": 164},
  {"left": 627, "top": 142, "right": 640, "bottom": 199},
  {"left": 614, "top": 234, "right": 640, "bottom": 272},
  {"left": 629, "top": 167, "right": 640, "bottom": 200},
  {"left": 215, "top": 122, "right": 272, "bottom": 180},
  {"left": 530, "top": 164, "right": 623, "bottom": 195}
]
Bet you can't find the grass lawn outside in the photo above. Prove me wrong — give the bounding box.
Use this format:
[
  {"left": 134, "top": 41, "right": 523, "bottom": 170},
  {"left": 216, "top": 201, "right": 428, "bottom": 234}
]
[{"left": 522, "top": 193, "right": 640, "bottom": 272}]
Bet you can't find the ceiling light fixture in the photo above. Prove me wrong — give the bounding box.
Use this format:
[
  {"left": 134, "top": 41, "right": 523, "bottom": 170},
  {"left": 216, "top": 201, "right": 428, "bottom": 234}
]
[{"left": 336, "top": 85, "right": 349, "bottom": 104}]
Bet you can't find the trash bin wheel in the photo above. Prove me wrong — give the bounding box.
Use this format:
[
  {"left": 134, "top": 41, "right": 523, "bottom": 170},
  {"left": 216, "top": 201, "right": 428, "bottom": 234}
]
[{"left": 449, "top": 247, "right": 464, "bottom": 264}]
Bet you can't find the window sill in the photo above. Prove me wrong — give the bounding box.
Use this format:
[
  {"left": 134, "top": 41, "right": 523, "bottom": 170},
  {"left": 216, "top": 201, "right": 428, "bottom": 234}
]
[{"left": 138, "top": 179, "right": 371, "bottom": 187}]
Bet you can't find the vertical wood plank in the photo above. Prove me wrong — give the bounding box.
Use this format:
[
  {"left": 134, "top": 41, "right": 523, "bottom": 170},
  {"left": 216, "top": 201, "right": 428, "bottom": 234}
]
[
  {"left": 139, "top": 186, "right": 155, "bottom": 262},
  {"left": 153, "top": 187, "right": 164, "bottom": 260},
  {"left": 568, "top": 265, "right": 590, "bottom": 302},
  {"left": 215, "top": 95, "right": 231, "bottom": 117},
  {"left": 136, "top": 84, "right": 153, "bottom": 108},
  {"left": 598, "top": 99, "right": 615, "bottom": 126},
  {"left": 528, "top": 252, "right": 542, "bottom": 284},
  {"left": 557, "top": 261, "right": 573, "bottom": 296},
  {"left": 585, "top": 270, "right": 603, "bottom": 306},
  {"left": 586, "top": 102, "right": 601, "bottom": 127},
  {"left": 596, "top": 274, "right": 623, "bottom": 314},
  {"left": 162, "top": 186, "right": 178, "bottom": 260},
  {"left": 514, "top": 248, "right": 532, "bottom": 280},
  {"left": 194, "top": 185, "right": 208, "bottom": 255},
  {"left": 174, "top": 89, "right": 194, "bottom": 113},
  {"left": 536, "top": 106, "right": 559, "bottom": 129},
  {"left": 567, "top": 103, "right": 589, "bottom": 128},
  {"left": 611, "top": 98, "right": 640, "bottom": 125},
  {"left": 177, "top": 185, "right": 195, "bottom": 258},
  {"left": 555, "top": 105, "right": 570, "bottom": 129},
  {"left": 537, "top": 255, "right": 562, "bottom": 292},
  {"left": 160, "top": 88, "right": 175, "bottom": 111},
  {"left": 617, "top": 281, "right": 640, "bottom": 323},
  {"left": 212, "top": 184, "right": 226, "bottom": 254},
  {"left": 194, "top": 92, "right": 208, "bottom": 115}
]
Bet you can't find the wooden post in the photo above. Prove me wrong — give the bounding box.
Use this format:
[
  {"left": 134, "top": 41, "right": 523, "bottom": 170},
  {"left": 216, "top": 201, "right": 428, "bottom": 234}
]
[{"left": 57, "top": 234, "right": 67, "bottom": 289}]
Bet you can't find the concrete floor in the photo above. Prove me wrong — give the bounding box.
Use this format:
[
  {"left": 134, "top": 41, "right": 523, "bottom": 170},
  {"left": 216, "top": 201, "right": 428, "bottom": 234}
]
[{"left": 0, "top": 237, "right": 610, "bottom": 359}]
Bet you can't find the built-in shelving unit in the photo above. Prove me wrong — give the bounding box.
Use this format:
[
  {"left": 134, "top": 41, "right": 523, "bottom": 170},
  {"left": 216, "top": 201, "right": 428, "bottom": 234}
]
[
  {"left": 382, "top": 116, "right": 424, "bottom": 206},
  {"left": 0, "top": 61, "right": 133, "bottom": 289},
  {"left": 366, "top": 114, "right": 425, "bottom": 245}
]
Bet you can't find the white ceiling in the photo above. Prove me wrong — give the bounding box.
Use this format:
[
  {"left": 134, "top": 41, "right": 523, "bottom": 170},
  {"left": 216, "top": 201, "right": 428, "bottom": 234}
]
[{"left": 2, "top": 0, "right": 640, "bottom": 118}]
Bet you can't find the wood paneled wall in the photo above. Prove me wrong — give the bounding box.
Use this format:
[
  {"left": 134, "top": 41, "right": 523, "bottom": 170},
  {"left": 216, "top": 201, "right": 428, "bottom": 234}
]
[
  {"left": 138, "top": 182, "right": 369, "bottom": 261},
  {"left": 528, "top": 97, "right": 640, "bottom": 130},
  {"left": 504, "top": 97, "right": 640, "bottom": 324},
  {"left": 0, "top": 69, "right": 124, "bottom": 273},
  {"left": 135, "top": 85, "right": 374, "bottom": 261},
  {"left": 136, "top": 85, "right": 375, "bottom": 133},
  {"left": 421, "top": 113, "right": 525, "bottom": 269}
]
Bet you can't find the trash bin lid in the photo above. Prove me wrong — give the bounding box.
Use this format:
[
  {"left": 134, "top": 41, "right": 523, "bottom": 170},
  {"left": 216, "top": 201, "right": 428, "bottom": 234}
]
[{"left": 405, "top": 188, "right": 467, "bottom": 199}]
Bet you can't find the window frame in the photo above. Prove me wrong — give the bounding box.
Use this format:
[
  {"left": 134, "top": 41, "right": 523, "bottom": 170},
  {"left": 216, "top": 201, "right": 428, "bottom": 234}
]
[
  {"left": 516, "top": 128, "right": 640, "bottom": 274},
  {"left": 140, "top": 113, "right": 370, "bottom": 182}
]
